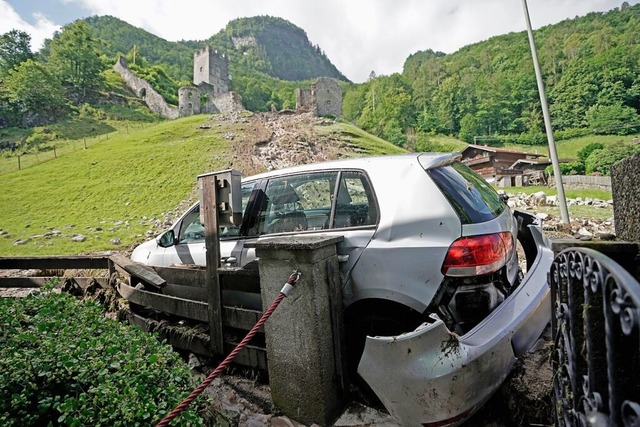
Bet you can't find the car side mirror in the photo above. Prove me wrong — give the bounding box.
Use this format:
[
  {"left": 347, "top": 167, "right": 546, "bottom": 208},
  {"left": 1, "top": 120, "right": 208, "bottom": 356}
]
[
  {"left": 500, "top": 193, "right": 509, "bottom": 203},
  {"left": 157, "top": 230, "right": 176, "bottom": 248}
]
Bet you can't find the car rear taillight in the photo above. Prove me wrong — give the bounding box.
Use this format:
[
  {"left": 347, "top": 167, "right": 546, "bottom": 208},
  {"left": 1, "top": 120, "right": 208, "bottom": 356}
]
[{"left": 441, "top": 232, "right": 513, "bottom": 277}]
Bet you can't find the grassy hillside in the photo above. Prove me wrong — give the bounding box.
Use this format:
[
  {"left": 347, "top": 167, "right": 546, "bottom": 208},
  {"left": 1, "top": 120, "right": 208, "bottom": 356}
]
[
  {"left": 498, "top": 134, "right": 638, "bottom": 159},
  {"left": 0, "top": 114, "right": 405, "bottom": 256}
]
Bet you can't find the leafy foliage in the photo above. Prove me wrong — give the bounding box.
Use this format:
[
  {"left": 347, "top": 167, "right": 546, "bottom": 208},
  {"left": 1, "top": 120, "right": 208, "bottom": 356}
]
[
  {"left": 0, "top": 59, "right": 68, "bottom": 127},
  {"left": 344, "top": 3, "right": 640, "bottom": 147},
  {"left": 343, "top": 74, "right": 415, "bottom": 146},
  {"left": 0, "top": 30, "right": 33, "bottom": 77},
  {"left": 85, "top": 15, "right": 197, "bottom": 82},
  {"left": 584, "top": 142, "right": 640, "bottom": 174},
  {"left": 0, "top": 289, "right": 209, "bottom": 426},
  {"left": 585, "top": 103, "right": 640, "bottom": 134},
  {"left": 577, "top": 142, "right": 605, "bottom": 163},
  {"left": 46, "top": 21, "right": 107, "bottom": 97}
]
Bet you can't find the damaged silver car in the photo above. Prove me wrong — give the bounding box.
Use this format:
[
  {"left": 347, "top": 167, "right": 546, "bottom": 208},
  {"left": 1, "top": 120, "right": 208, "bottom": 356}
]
[{"left": 131, "top": 153, "right": 553, "bottom": 426}]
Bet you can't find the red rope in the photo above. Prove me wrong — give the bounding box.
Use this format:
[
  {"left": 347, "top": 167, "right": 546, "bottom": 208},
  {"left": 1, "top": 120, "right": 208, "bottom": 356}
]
[{"left": 155, "top": 292, "right": 287, "bottom": 426}]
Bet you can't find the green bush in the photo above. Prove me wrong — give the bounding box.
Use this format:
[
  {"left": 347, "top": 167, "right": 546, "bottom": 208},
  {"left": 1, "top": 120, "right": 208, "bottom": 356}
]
[
  {"left": 577, "top": 142, "right": 604, "bottom": 163},
  {"left": 584, "top": 143, "right": 640, "bottom": 175},
  {"left": 554, "top": 128, "right": 591, "bottom": 141},
  {"left": 586, "top": 104, "right": 640, "bottom": 135},
  {"left": 559, "top": 161, "right": 585, "bottom": 175},
  {"left": 0, "top": 289, "right": 209, "bottom": 426}
]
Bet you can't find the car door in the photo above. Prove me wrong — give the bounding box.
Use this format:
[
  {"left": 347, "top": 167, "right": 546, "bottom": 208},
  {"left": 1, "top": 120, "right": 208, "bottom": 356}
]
[
  {"left": 161, "top": 181, "right": 256, "bottom": 267},
  {"left": 240, "top": 170, "right": 378, "bottom": 283}
]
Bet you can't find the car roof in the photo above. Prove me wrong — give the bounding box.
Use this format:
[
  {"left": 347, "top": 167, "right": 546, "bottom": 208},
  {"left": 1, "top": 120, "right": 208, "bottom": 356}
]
[{"left": 240, "top": 152, "right": 461, "bottom": 181}]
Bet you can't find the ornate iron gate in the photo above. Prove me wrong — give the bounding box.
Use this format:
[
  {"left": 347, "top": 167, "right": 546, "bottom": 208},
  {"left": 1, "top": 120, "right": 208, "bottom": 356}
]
[{"left": 550, "top": 247, "right": 640, "bottom": 426}]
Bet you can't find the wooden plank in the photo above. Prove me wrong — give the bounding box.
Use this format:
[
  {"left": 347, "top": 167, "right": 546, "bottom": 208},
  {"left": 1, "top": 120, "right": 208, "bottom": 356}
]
[
  {"left": 222, "top": 306, "right": 263, "bottom": 331},
  {"left": 200, "top": 173, "right": 224, "bottom": 356},
  {"left": 220, "top": 272, "right": 260, "bottom": 293},
  {"left": 162, "top": 283, "right": 208, "bottom": 302},
  {"left": 117, "top": 282, "right": 208, "bottom": 322},
  {"left": 0, "top": 256, "right": 110, "bottom": 270},
  {"left": 0, "top": 277, "right": 107, "bottom": 288},
  {"left": 110, "top": 254, "right": 167, "bottom": 290},
  {"left": 125, "top": 310, "right": 267, "bottom": 370},
  {"left": 152, "top": 266, "right": 207, "bottom": 288}
]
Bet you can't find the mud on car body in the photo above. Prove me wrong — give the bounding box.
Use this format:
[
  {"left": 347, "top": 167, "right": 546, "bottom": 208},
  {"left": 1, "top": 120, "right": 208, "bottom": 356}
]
[{"left": 132, "top": 153, "right": 553, "bottom": 426}]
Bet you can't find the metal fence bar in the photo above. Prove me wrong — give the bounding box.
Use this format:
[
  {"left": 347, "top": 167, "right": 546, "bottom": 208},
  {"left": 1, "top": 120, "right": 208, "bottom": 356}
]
[{"left": 550, "top": 247, "right": 640, "bottom": 426}]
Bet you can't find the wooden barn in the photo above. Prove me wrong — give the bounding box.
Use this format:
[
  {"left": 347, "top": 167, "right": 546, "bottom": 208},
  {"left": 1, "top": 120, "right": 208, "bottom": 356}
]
[{"left": 460, "top": 144, "right": 549, "bottom": 187}]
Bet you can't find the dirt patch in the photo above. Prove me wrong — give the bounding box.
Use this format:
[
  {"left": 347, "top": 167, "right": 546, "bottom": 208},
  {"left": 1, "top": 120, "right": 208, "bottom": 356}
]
[
  {"left": 467, "top": 328, "right": 554, "bottom": 426},
  {"left": 210, "top": 111, "right": 353, "bottom": 177}
]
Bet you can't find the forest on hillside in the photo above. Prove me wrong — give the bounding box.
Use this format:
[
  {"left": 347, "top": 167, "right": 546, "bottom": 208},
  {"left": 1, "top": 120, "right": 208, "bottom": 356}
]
[{"left": 343, "top": 2, "right": 640, "bottom": 150}]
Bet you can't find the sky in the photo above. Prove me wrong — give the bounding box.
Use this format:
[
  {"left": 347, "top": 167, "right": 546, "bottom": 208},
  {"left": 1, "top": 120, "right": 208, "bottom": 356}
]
[{"left": 1, "top": 0, "right": 637, "bottom": 83}]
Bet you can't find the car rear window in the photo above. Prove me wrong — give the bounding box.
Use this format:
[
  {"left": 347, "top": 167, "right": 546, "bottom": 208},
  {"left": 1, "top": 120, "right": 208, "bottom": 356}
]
[{"left": 427, "top": 162, "right": 505, "bottom": 224}]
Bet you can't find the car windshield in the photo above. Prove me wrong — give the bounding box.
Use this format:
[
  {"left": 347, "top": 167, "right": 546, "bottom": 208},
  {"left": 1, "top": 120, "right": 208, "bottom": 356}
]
[{"left": 428, "top": 162, "right": 505, "bottom": 224}]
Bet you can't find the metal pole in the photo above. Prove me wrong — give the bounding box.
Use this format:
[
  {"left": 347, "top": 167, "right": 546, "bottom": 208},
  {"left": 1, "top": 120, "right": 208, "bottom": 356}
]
[{"left": 521, "top": 0, "right": 570, "bottom": 224}]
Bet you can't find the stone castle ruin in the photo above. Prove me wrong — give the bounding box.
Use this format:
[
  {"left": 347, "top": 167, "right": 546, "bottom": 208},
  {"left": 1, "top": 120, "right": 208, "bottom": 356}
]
[
  {"left": 114, "top": 46, "right": 243, "bottom": 119},
  {"left": 179, "top": 46, "right": 243, "bottom": 116},
  {"left": 115, "top": 45, "right": 343, "bottom": 119},
  {"left": 296, "top": 77, "right": 342, "bottom": 117}
]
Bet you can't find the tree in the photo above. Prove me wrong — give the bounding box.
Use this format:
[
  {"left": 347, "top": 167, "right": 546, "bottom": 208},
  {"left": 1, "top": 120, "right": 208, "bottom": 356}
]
[
  {"left": 47, "top": 21, "right": 105, "bottom": 97},
  {"left": 0, "top": 30, "right": 32, "bottom": 77},
  {"left": 357, "top": 74, "right": 415, "bottom": 146},
  {"left": 0, "top": 59, "right": 67, "bottom": 127},
  {"left": 586, "top": 104, "right": 640, "bottom": 135}
]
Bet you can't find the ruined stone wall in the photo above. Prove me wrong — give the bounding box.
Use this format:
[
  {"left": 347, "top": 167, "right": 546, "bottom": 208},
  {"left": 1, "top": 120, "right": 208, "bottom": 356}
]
[
  {"left": 611, "top": 151, "right": 640, "bottom": 242},
  {"left": 193, "top": 46, "right": 229, "bottom": 96},
  {"left": 295, "top": 78, "right": 342, "bottom": 117},
  {"left": 314, "top": 77, "right": 342, "bottom": 117},
  {"left": 212, "top": 92, "right": 245, "bottom": 113},
  {"left": 114, "top": 57, "right": 179, "bottom": 119},
  {"left": 178, "top": 87, "right": 201, "bottom": 116},
  {"left": 295, "top": 88, "right": 315, "bottom": 113}
]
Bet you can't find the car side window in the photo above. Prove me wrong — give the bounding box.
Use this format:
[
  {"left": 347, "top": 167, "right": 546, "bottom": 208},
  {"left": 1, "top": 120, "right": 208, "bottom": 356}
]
[
  {"left": 177, "top": 181, "right": 256, "bottom": 243},
  {"left": 259, "top": 172, "right": 337, "bottom": 235},
  {"left": 331, "top": 171, "right": 377, "bottom": 229}
]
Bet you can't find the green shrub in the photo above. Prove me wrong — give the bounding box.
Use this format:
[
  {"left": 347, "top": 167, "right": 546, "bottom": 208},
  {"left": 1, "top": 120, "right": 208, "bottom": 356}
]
[
  {"left": 0, "top": 290, "right": 209, "bottom": 426},
  {"left": 554, "top": 128, "right": 591, "bottom": 141},
  {"left": 584, "top": 143, "right": 640, "bottom": 175},
  {"left": 577, "top": 142, "right": 604, "bottom": 163},
  {"left": 586, "top": 104, "right": 640, "bottom": 135},
  {"left": 558, "top": 161, "right": 585, "bottom": 175},
  {"left": 25, "top": 132, "right": 50, "bottom": 149}
]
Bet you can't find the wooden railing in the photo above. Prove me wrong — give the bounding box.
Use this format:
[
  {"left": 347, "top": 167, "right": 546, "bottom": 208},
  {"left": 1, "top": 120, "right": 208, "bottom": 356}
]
[{"left": 0, "top": 256, "right": 266, "bottom": 370}]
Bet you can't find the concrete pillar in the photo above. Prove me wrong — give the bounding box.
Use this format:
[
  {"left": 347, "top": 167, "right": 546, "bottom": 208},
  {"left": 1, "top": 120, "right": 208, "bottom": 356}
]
[{"left": 247, "top": 235, "right": 346, "bottom": 426}]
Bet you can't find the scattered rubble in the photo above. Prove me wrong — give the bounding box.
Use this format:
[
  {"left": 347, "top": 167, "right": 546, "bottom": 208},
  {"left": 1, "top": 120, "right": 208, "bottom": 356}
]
[{"left": 504, "top": 191, "right": 616, "bottom": 240}]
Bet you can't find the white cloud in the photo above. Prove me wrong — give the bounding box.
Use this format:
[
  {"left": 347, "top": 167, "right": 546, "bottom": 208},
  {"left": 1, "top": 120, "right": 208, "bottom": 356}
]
[
  {"left": 2, "top": 0, "right": 637, "bottom": 82},
  {"left": 0, "top": 2, "right": 60, "bottom": 51}
]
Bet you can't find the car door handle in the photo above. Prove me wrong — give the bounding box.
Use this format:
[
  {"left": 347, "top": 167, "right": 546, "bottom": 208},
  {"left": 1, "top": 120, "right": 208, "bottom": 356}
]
[
  {"left": 337, "top": 254, "right": 349, "bottom": 263},
  {"left": 221, "top": 256, "right": 237, "bottom": 265}
]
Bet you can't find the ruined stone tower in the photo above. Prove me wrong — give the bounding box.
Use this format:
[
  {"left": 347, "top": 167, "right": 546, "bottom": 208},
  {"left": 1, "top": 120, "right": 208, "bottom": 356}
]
[
  {"left": 193, "top": 46, "right": 230, "bottom": 96},
  {"left": 296, "top": 77, "right": 342, "bottom": 117}
]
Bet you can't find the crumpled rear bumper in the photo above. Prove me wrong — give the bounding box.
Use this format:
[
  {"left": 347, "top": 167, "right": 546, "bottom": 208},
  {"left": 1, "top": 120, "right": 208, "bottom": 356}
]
[{"left": 358, "top": 225, "right": 553, "bottom": 426}]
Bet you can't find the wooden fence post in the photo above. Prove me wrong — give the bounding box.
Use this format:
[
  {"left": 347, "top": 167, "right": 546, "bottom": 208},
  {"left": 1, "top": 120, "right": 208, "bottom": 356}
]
[{"left": 198, "top": 173, "right": 224, "bottom": 356}]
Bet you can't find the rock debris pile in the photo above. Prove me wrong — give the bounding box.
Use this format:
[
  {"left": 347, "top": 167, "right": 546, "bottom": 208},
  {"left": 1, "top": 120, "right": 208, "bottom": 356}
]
[{"left": 504, "top": 190, "right": 615, "bottom": 240}]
